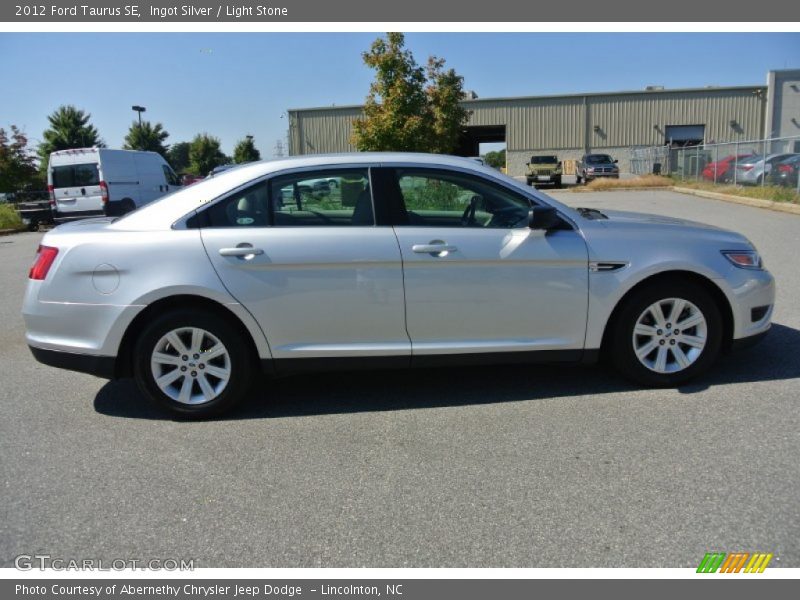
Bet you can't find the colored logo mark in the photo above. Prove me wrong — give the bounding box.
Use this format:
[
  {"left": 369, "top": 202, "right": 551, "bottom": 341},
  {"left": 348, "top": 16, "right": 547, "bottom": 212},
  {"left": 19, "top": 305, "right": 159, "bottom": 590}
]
[{"left": 697, "top": 552, "right": 773, "bottom": 573}]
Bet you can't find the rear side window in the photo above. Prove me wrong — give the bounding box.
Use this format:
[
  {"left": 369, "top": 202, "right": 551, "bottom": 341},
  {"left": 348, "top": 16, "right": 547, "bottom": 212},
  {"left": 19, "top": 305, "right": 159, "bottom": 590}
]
[
  {"left": 270, "top": 169, "right": 373, "bottom": 227},
  {"left": 205, "top": 180, "right": 269, "bottom": 228},
  {"left": 51, "top": 163, "right": 100, "bottom": 188}
]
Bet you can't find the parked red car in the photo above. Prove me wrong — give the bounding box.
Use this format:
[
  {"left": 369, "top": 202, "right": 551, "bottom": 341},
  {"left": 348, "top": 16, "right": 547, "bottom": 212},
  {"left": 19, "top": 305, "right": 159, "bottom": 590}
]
[{"left": 702, "top": 154, "right": 753, "bottom": 182}]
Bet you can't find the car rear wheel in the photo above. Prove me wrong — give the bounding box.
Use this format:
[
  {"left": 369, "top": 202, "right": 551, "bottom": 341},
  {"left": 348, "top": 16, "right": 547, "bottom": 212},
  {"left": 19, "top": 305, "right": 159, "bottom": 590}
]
[
  {"left": 611, "top": 281, "right": 723, "bottom": 387},
  {"left": 133, "top": 309, "right": 255, "bottom": 417}
]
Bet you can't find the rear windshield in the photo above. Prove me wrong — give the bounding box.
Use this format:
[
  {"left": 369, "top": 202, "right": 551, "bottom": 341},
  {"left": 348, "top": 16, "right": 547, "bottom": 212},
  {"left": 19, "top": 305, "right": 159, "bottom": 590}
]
[
  {"left": 51, "top": 163, "right": 100, "bottom": 188},
  {"left": 530, "top": 156, "right": 558, "bottom": 164}
]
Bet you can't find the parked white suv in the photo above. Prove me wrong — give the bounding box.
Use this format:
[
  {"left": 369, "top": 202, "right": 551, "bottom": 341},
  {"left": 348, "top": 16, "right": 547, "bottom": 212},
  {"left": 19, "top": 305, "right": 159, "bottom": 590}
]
[{"left": 48, "top": 148, "right": 181, "bottom": 222}]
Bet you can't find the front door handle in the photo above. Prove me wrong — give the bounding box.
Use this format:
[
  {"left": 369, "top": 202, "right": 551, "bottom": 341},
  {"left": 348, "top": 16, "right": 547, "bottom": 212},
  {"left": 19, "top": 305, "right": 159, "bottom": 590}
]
[
  {"left": 412, "top": 242, "right": 457, "bottom": 256},
  {"left": 219, "top": 245, "right": 264, "bottom": 258}
]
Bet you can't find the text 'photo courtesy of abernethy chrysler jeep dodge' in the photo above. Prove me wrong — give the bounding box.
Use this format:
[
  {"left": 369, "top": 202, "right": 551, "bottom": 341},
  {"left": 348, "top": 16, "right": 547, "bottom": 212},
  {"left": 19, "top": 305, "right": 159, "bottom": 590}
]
[{"left": 23, "top": 153, "right": 774, "bottom": 417}]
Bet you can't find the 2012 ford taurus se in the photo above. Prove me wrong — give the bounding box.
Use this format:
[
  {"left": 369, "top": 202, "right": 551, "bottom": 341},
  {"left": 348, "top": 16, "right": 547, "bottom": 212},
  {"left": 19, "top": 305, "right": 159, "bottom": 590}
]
[{"left": 23, "top": 153, "right": 775, "bottom": 417}]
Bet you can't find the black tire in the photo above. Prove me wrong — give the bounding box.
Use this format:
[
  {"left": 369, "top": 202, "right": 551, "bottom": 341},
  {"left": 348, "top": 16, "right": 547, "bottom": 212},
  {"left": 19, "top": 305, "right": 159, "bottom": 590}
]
[
  {"left": 575, "top": 174, "right": 582, "bottom": 185},
  {"left": 553, "top": 176, "right": 562, "bottom": 189},
  {"left": 610, "top": 280, "right": 723, "bottom": 387},
  {"left": 120, "top": 199, "right": 136, "bottom": 215},
  {"left": 133, "top": 308, "right": 255, "bottom": 418},
  {"left": 526, "top": 178, "right": 534, "bottom": 186}
]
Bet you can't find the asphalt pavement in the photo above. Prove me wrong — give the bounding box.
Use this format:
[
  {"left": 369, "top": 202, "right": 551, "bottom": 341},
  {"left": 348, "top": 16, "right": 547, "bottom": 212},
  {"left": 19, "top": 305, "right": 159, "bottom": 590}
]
[{"left": 1, "top": 189, "right": 798, "bottom": 567}]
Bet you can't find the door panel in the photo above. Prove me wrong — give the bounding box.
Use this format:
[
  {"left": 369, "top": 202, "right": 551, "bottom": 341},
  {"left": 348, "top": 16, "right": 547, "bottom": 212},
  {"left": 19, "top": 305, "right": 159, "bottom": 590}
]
[
  {"left": 385, "top": 166, "right": 589, "bottom": 355},
  {"left": 202, "top": 228, "right": 409, "bottom": 359},
  {"left": 394, "top": 227, "right": 589, "bottom": 353},
  {"left": 51, "top": 162, "right": 102, "bottom": 213},
  {"left": 200, "top": 169, "right": 409, "bottom": 360}
]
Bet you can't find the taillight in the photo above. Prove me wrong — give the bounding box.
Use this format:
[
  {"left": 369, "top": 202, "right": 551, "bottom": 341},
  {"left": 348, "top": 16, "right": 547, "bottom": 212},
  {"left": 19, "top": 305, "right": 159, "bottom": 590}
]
[
  {"left": 47, "top": 184, "right": 55, "bottom": 208},
  {"left": 778, "top": 165, "right": 792, "bottom": 173},
  {"left": 29, "top": 245, "right": 59, "bottom": 280},
  {"left": 99, "top": 181, "right": 109, "bottom": 204}
]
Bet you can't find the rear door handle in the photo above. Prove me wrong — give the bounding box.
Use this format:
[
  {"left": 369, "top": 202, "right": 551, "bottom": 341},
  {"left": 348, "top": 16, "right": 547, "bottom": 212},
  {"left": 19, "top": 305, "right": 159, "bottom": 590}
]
[
  {"left": 412, "top": 242, "right": 457, "bottom": 256},
  {"left": 219, "top": 246, "right": 264, "bottom": 258}
]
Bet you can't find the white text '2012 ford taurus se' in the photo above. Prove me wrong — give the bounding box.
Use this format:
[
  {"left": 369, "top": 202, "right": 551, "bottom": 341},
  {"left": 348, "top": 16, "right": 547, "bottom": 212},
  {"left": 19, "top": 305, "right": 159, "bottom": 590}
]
[{"left": 23, "top": 154, "right": 775, "bottom": 417}]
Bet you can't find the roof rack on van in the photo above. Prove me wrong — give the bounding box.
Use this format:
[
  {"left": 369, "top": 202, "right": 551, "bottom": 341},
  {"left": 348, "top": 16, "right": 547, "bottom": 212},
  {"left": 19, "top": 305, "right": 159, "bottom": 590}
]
[{"left": 52, "top": 148, "right": 99, "bottom": 155}]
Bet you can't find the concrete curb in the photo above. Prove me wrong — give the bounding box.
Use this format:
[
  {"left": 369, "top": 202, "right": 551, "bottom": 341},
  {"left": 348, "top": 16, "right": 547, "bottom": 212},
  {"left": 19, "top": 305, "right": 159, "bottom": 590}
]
[
  {"left": 566, "top": 186, "right": 673, "bottom": 193},
  {"left": 672, "top": 187, "right": 800, "bottom": 216}
]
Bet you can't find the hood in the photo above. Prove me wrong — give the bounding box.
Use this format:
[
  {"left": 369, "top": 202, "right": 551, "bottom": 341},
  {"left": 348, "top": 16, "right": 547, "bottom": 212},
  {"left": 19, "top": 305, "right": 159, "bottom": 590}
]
[
  {"left": 581, "top": 208, "right": 753, "bottom": 247},
  {"left": 597, "top": 209, "right": 727, "bottom": 231}
]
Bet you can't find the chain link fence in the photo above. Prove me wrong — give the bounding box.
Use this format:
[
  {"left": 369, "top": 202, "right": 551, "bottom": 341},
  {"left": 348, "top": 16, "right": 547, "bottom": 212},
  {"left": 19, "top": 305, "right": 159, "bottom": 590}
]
[{"left": 630, "top": 136, "right": 800, "bottom": 192}]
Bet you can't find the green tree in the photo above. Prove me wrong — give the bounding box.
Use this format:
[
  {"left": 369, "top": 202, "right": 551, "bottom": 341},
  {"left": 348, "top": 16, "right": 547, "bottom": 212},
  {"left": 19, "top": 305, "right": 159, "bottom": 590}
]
[
  {"left": 351, "top": 33, "right": 470, "bottom": 154},
  {"left": 38, "top": 105, "right": 103, "bottom": 167},
  {"left": 123, "top": 121, "right": 169, "bottom": 157},
  {"left": 0, "top": 126, "right": 40, "bottom": 192},
  {"left": 483, "top": 149, "right": 506, "bottom": 169},
  {"left": 167, "top": 141, "right": 191, "bottom": 174},
  {"left": 233, "top": 136, "right": 261, "bottom": 164},
  {"left": 189, "top": 133, "right": 226, "bottom": 176},
  {"left": 424, "top": 56, "right": 471, "bottom": 154}
]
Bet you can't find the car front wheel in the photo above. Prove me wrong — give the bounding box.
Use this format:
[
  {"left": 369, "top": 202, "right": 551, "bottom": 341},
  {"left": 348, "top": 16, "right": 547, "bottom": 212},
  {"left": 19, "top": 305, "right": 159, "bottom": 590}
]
[
  {"left": 611, "top": 281, "right": 723, "bottom": 387},
  {"left": 133, "top": 309, "right": 254, "bottom": 417}
]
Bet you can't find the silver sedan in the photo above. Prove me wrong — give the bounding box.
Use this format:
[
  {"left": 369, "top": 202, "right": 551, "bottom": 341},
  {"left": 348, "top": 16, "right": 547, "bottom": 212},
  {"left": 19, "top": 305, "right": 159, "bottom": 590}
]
[{"left": 23, "top": 153, "right": 775, "bottom": 417}]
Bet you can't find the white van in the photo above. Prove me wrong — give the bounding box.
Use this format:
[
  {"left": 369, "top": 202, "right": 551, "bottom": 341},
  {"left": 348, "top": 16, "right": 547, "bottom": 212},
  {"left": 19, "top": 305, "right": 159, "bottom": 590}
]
[{"left": 48, "top": 148, "right": 182, "bottom": 222}]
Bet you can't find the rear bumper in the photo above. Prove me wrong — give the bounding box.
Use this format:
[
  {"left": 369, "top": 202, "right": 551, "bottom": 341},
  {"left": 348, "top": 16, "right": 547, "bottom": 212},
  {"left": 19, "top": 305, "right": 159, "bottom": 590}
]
[
  {"left": 28, "top": 345, "right": 116, "bottom": 379},
  {"left": 53, "top": 209, "right": 104, "bottom": 224}
]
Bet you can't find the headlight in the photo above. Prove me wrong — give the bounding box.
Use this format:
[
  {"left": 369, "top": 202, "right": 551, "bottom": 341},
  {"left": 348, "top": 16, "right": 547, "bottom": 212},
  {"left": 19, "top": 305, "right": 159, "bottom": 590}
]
[{"left": 721, "top": 250, "right": 762, "bottom": 269}]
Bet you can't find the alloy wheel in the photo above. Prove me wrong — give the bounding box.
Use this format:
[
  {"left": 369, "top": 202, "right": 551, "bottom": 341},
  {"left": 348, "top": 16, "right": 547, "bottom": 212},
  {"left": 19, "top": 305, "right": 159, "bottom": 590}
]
[
  {"left": 631, "top": 297, "right": 708, "bottom": 374},
  {"left": 150, "top": 327, "right": 232, "bottom": 405}
]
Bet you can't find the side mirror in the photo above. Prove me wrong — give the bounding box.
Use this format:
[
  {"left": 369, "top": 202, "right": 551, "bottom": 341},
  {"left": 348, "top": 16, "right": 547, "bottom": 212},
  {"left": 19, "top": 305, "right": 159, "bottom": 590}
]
[
  {"left": 613, "top": 159, "right": 619, "bottom": 164},
  {"left": 528, "top": 206, "right": 561, "bottom": 231}
]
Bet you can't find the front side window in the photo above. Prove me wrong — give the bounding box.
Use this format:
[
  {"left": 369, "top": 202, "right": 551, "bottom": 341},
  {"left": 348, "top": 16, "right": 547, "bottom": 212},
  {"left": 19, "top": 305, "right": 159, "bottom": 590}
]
[
  {"left": 394, "top": 169, "right": 531, "bottom": 229},
  {"left": 162, "top": 165, "right": 181, "bottom": 186},
  {"left": 270, "top": 169, "right": 373, "bottom": 226}
]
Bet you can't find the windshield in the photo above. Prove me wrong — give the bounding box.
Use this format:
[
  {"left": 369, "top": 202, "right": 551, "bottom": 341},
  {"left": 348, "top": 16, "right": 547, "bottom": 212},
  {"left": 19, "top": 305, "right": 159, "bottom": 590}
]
[
  {"left": 530, "top": 156, "right": 558, "bottom": 164},
  {"left": 585, "top": 155, "right": 613, "bottom": 164},
  {"left": 51, "top": 163, "right": 100, "bottom": 188}
]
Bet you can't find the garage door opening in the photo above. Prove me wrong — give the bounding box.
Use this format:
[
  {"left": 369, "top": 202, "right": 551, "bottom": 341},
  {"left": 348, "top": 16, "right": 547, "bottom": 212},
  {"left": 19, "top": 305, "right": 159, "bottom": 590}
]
[
  {"left": 454, "top": 125, "right": 507, "bottom": 158},
  {"left": 665, "top": 124, "right": 705, "bottom": 148}
]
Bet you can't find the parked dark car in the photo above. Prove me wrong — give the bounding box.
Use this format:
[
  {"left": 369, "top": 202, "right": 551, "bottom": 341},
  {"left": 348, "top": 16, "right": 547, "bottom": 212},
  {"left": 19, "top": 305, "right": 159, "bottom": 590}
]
[
  {"left": 768, "top": 154, "right": 800, "bottom": 188},
  {"left": 576, "top": 154, "right": 619, "bottom": 184}
]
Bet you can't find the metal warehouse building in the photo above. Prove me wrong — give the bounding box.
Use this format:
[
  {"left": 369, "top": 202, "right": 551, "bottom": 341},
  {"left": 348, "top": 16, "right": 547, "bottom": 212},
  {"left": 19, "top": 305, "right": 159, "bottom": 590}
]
[{"left": 287, "top": 69, "right": 800, "bottom": 176}]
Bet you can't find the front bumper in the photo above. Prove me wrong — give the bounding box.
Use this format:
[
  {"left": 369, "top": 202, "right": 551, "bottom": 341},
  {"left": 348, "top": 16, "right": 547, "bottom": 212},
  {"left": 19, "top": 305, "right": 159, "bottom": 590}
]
[{"left": 586, "top": 172, "right": 619, "bottom": 180}]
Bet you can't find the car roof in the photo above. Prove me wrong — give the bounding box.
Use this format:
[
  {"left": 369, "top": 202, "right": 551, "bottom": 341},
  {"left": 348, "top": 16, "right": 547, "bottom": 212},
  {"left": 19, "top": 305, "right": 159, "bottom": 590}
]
[{"left": 110, "top": 153, "right": 539, "bottom": 231}]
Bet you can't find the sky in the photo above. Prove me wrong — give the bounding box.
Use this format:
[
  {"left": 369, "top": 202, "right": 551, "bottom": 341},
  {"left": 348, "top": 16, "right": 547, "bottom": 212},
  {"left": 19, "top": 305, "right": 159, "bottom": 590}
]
[{"left": 1, "top": 32, "right": 798, "bottom": 158}]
